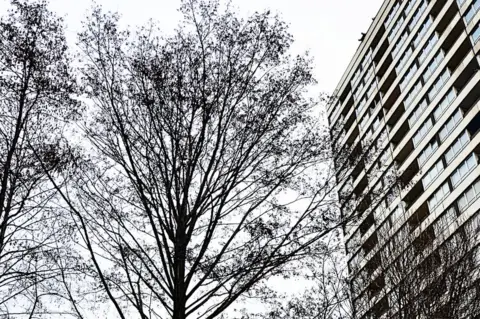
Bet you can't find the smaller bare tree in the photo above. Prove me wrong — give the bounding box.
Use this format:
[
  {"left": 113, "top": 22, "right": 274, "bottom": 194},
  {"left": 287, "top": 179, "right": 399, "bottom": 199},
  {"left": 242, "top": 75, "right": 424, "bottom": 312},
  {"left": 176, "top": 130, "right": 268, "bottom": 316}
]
[
  {"left": 0, "top": 0, "right": 80, "bottom": 317},
  {"left": 350, "top": 207, "right": 480, "bottom": 319}
]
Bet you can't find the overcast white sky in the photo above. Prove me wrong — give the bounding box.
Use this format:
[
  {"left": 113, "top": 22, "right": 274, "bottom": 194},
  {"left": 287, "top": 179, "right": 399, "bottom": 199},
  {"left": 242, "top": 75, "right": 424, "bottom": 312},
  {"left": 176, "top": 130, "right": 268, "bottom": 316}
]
[{"left": 1, "top": 0, "right": 383, "bottom": 94}]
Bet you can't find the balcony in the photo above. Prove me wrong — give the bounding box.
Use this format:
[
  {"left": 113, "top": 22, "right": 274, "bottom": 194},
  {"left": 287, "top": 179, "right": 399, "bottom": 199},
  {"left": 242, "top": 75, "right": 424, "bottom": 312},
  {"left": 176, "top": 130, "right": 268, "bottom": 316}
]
[
  {"left": 365, "top": 252, "right": 382, "bottom": 276},
  {"left": 396, "top": 139, "right": 414, "bottom": 169},
  {"left": 380, "top": 74, "right": 400, "bottom": 111},
  {"left": 395, "top": 44, "right": 476, "bottom": 174},
  {"left": 367, "top": 295, "right": 389, "bottom": 319},
  {"left": 467, "top": 111, "right": 480, "bottom": 136},
  {"left": 397, "top": 162, "right": 419, "bottom": 200},
  {"left": 407, "top": 202, "right": 430, "bottom": 232},
  {"left": 367, "top": 273, "right": 386, "bottom": 300},
  {"left": 412, "top": 225, "right": 436, "bottom": 255},
  {"left": 362, "top": 231, "right": 379, "bottom": 256},
  {"left": 390, "top": 120, "right": 409, "bottom": 150},
  {"left": 360, "top": 211, "right": 376, "bottom": 236},
  {"left": 404, "top": 180, "right": 424, "bottom": 210}
]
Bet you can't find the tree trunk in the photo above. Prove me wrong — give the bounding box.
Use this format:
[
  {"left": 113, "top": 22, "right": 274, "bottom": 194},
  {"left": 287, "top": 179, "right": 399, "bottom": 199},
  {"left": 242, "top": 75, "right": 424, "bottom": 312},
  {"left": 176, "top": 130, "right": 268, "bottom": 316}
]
[{"left": 173, "top": 222, "right": 188, "bottom": 319}]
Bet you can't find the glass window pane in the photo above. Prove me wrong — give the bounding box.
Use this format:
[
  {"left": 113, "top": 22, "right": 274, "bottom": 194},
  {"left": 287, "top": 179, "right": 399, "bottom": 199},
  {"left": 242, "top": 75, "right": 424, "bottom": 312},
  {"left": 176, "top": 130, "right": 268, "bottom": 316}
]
[
  {"left": 466, "top": 187, "right": 475, "bottom": 202},
  {"left": 472, "top": 23, "right": 480, "bottom": 43},
  {"left": 443, "top": 183, "right": 451, "bottom": 196},
  {"left": 458, "top": 196, "right": 467, "bottom": 211},
  {"left": 446, "top": 150, "right": 453, "bottom": 163},
  {"left": 468, "top": 154, "right": 477, "bottom": 168},
  {"left": 474, "top": 180, "right": 480, "bottom": 194},
  {"left": 452, "top": 172, "right": 459, "bottom": 186},
  {"left": 439, "top": 129, "right": 447, "bottom": 142}
]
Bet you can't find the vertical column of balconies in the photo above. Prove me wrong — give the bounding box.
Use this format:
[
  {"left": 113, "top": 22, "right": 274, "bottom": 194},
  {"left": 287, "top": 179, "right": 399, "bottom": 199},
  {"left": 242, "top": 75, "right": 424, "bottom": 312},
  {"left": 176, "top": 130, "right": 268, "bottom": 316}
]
[
  {"left": 328, "top": 0, "right": 480, "bottom": 317},
  {"left": 344, "top": 0, "right": 480, "bottom": 318}
]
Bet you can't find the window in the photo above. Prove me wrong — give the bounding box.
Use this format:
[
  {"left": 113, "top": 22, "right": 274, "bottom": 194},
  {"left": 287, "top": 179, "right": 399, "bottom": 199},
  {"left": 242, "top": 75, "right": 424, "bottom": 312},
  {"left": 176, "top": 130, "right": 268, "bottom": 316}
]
[
  {"left": 390, "top": 220, "right": 407, "bottom": 248},
  {"left": 351, "top": 68, "right": 362, "bottom": 87},
  {"left": 451, "top": 153, "right": 477, "bottom": 186},
  {"left": 433, "top": 89, "right": 456, "bottom": 121},
  {"left": 405, "top": 0, "right": 416, "bottom": 15},
  {"left": 385, "top": 2, "right": 401, "bottom": 28},
  {"left": 368, "top": 147, "right": 380, "bottom": 167},
  {"left": 413, "top": 117, "right": 433, "bottom": 147},
  {"left": 366, "top": 81, "right": 376, "bottom": 99},
  {"left": 379, "top": 218, "right": 391, "bottom": 236},
  {"left": 391, "top": 204, "right": 404, "bottom": 224},
  {"left": 423, "top": 160, "right": 445, "bottom": 188},
  {"left": 419, "top": 33, "right": 439, "bottom": 64},
  {"left": 364, "top": 66, "right": 374, "bottom": 82},
  {"left": 472, "top": 23, "right": 480, "bottom": 44},
  {"left": 388, "top": 292, "right": 399, "bottom": 311},
  {"left": 465, "top": 0, "right": 480, "bottom": 23},
  {"left": 414, "top": 16, "right": 433, "bottom": 47},
  {"left": 372, "top": 116, "right": 381, "bottom": 131},
  {"left": 445, "top": 131, "right": 470, "bottom": 164},
  {"left": 418, "top": 138, "right": 439, "bottom": 167},
  {"left": 359, "top": 114, "right": 370, "bottom": 131},
  {"left": 354, "top": 82, "right": 365, "bottom": 101},
  {"left": 465, "top": 212, "right": 480, "bottom": 237},
  {"left": 377, "top": 129, "right": 388, "bottom": 149},
  {"left": 379, "top": 148, "right": 391, "bottom": 166},
  {"left": 457, "top": 179, "right": 480, "bottom": 212},
  {"left": 404, "top": 81, "right": 423, "bottom": 109},
  {"left": 389, "top": 16, "right": 405, "bottom": 41},
  {"left": 362, "top": 49, "right": 373, "bottom": 69},
  {"left": 357, "top": 97, "right": 367, "bottom": 115},
  {"left": 400, "top": 63, "right": 418, "bottom": 90},
  {"left": 349, "top": 254, "right": 360, "bottom": 273},
  {"left": 354, "top": 294, "right": 368, "bottom": 315},
  {"left": 428, "top": 69, "right": 451, "bottom": 101},
  {"left": 396, "top": 46, "right": 413, "bottom": 72},
  {"left": 392, "top": 32, "right": 409, "bottom": 58},
  {"left": 386, "top": 186, "right": 399, "bottom": 206},
  {"left": 428, "top": 182, "right": 450, "bottom": 211},
  {"left": 409, "top": 1, "right": 427, "bottom": 31},
  {"left": 474, "top": 246, "right": 480, "bottom": 268},
  {"left": 423, "top": 50, "right": 444, "bottom": 83},
  {"left": 433, "top": 206, "right": 457, "bottom": 234},
  {"left": 384, "top": 164, "right": 397, "bottom": 186},
  {"left": 372, "top": 180, "right": 383, "bottom": 197},
  {"left": 439, "top": 109, "right": 463, "bottom": 142},
  {"left": 370, "top": 177, "right": 382, "bottom": 194},
  {"left": 409, "top": 99, "right": 428, "bottom": 127},
  {"left": 365, "top": 128, "right": 373, "bottom": 140}
]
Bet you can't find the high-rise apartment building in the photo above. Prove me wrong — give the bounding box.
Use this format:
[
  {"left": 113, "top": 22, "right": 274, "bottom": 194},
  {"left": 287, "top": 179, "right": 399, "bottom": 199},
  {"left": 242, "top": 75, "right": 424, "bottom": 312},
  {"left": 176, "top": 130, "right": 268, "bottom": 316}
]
[{"left": 328, "top": 0, "right": 480, "bottom": 318}]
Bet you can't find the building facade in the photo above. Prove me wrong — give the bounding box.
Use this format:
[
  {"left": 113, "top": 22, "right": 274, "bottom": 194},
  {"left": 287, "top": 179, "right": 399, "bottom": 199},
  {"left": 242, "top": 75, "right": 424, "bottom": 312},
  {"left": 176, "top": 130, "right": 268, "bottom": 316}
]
[{"left": 328, "top": 0, "right": 480, "bottom": 318}]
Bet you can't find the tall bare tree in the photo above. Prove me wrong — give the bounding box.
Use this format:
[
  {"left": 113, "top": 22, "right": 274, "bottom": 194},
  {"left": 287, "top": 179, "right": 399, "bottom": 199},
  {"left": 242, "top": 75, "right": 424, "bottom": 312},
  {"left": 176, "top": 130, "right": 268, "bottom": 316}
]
[
  {"left": 39, "top": 0, "right": 366, "bottom": 317},
  {"left": 0, "top": 0, "right": 80, "bottom": 317}
]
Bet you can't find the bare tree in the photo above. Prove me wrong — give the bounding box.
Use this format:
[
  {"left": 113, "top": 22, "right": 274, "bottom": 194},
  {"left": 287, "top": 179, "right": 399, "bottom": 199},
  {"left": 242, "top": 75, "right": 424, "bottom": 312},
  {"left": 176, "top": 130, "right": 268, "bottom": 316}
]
[
  {"left": 351, "top": 207, "right": 480, "bottom": 319},
  {"left": 248, "top": 108, "right": 410, "bottom": 319},
  {"left": 246, "top": 232, "right": 354, "bottom": 319},
  {"left": 35, "top": 0, "right": 370, "bottom": 317},
  {"left": 0, "top": 0, "right": 80, "bottom": 317}
]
